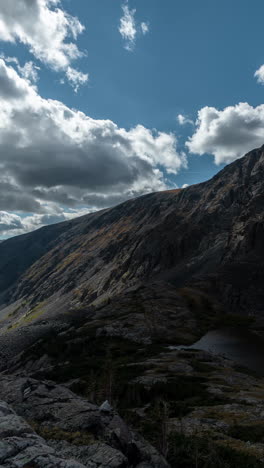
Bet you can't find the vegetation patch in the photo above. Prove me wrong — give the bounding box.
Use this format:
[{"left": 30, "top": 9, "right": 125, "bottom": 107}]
[
  {"left": 55, "top": 250, "right": 82, "bottom": 273},
  {"left": 30, "top": 422, "right": 95, "bottom": 446},
  {"left": 178, "top": 287, "right": 219, "bottom": 331},
  {"left": 190, "top": 358, "right": 216, "bottom": 374},
  {"left": 167, "top": 432, "right": 264, "bottom": 468},
  {"left": 228, "top": 423, "right": 264, "bottom": 443},
  {"left": 21, "top": 302, "right": 46, "bottom": 324},
  {"left": 7, "top": 301, "right": 46, "bottom": 330}
]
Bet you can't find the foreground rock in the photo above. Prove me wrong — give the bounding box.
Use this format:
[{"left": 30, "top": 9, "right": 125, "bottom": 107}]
[
  {"left": 0, "top": 400, "right": 85, "bottom": 467},
  {"left": 0, "top": 376, "right": 168, "bottom": 468},
  {"left": 2, "top": 334, "right": 264, "bottom": 466}
]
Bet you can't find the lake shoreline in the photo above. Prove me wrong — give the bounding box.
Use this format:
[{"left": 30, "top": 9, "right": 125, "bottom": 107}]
[{"left": 169, "top": 327, "right": 264, "bottom": 376}]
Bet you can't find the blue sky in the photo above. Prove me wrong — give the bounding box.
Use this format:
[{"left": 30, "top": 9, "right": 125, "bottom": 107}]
[
  {"left": 0, "top": 0, "right": 264, "bottom": 237},
  {"left": 37, "top": 0, "right": 264, "bottom": 185}
]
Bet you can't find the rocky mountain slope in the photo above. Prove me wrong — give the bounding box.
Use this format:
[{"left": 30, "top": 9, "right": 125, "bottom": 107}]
[
  {"left": 0, "top": 145, "right": 264, "bottom": 467},
  {"left": 0, "top": 145, "right": 264, "bottom": 325}
]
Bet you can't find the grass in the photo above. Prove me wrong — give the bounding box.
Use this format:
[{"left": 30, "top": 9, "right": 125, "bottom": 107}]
[
  {"left": 21, "top": 302, "right": 46, "bottom": 324},
  {"left": 30, "top": 421, "right": 95, "bottom": 445},
  {"left": 8, "top": 304, "right": 23, "bottom": 318},
  {"left": 55, "top": 250, "right": 82, "bottom": 273},
  {"left": 7, "top": 301, "right": 46, "bottom": 330}
]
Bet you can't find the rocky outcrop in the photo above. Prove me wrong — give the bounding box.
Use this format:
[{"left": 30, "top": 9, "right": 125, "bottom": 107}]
[
  {"left": 0, "top": 399, "right": 85, "bottom": 467},
  {"left": 0, "top": 376, "right": 168, "bottom": 468},
  {"left": 1, "top": 347, "right": 264, "bottom": 467}
]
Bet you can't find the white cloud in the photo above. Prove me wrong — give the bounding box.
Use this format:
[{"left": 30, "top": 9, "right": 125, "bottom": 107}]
[
  {"left": 0, "top": 207, "right": 94, "bottom": 237},
  {"left": 18, "top": 61, "right": 40, "bottom": 83},
  {"left": 0, "top": 55, "right": 19, "bottom": 66},
  {"left": 182, "top": 183, "right": 189, "bottom": 188},
  {"left": 128, "top": 125, "right": 187, "bottom": 174},
  {"left": 141, "top": 22, "right": 149, "bottom": 35},
  {"left": 0, "top": 0, "right": 87, "bottom": 89},
  {"left": 0, "top": 54, "right": 40, "bottom": 84},
  {"left": 66, "top": 66, "right": 89, "bottom": 93},
  {"left": 0, "top": 212, "right": 23, "bottom": 232},
  {"left": 119, "top": 2, "right": 149, "bottom": 51},
  {"left": 187, "top": 102, "right": 264, "bottom": 164},
  {"left": 177, "top": 114, "right": 194, "bottom": 126},
  {"left": 255, "top": 65, "right": 264, "bottom": 84},
  {"left": 119, "top": 3, "right": 137, "bottom": 51},
  {"left": 0, "top": 59, "right": 186, "bottom": 235}
]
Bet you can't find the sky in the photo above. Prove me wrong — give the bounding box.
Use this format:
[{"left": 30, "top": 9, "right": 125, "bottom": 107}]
[{"left": 0, "top": 0, "right": 264, "bottom": 238}]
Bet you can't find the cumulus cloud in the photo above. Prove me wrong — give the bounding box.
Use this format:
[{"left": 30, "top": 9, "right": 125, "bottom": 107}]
[
  {"left": 119, "top": 1, "right": 149, "bottom": 51},
  {"left": 18, "top": 61, "right": 40, "bottom": 83},
  {"left": 187, "top": 102, "right": 264, "bottom": 164},
  {"left": 255, "top": 65, "right": 264, "bottom": 84},
  {"left": 0, "top": 212, "right": 23, "bottom": 232},
  {"left": 0, "top": 178, "right": 44, "bottom": 213},
  {"left": 0, "top": 54, "right": 40, "bottom": 84},
  {"left": 65, "top": 67, "right": 89, "bottom": 93},
  {"left": 0, "top": 59, "right": 185, "bottom": 235},
  {"left": 0, "top": 208, "right": 93, "bottom": 237},
  {"left": 0, "top": 59, "right": 30, "bottom": 99},
  {"left": 177, "top": 114, "right": 194, "bottom": 126},
  {"left": 0, "top": 0, "right": 87, "bottom": 89}
]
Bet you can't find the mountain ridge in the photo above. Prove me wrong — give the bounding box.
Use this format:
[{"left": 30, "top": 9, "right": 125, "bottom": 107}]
[{"left": 0, "top": 144, "right": 263, "bottom": 321}]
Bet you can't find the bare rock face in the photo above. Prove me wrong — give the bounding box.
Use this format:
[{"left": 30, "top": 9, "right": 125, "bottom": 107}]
[
  {"left": 0, "top": 400, "right": 85, "bottom": 467},
  {"left": 0, "top": 376, "right": 169, "bottom": 468}
]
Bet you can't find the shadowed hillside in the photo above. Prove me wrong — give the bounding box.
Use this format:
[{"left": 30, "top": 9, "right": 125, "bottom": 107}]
[{"left": 0, "top": 145, "right": 263, "bottom": 322}]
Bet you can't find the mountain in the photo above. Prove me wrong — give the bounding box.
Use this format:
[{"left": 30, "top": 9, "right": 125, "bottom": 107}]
[
  {"left": 1, "top": 145, "right": 264, "bottom": 323},
  {"left": 1, "top": 146, "right": 264, "bottom": 467}
]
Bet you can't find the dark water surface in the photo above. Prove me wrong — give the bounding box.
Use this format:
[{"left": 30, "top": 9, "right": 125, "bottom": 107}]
[{"left": 172, "top": 328, "right": 264, "bottom": 376}]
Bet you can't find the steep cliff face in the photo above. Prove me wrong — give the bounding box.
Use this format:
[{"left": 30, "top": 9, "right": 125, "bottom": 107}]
[{"left": 0, "top": 145, "right": 263, "bottom": 324}]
